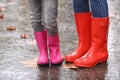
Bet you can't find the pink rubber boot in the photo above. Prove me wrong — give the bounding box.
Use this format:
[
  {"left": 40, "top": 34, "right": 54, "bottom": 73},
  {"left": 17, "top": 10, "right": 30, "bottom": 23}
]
[
  {"left": 47, "top": 34, "right": 63, "bottom": 65},
  {"left": 34, "top": 31, "right": 49, "bottom": 66}
]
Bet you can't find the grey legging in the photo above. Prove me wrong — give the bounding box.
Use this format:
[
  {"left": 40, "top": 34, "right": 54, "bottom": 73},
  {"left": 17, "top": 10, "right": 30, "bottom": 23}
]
[{"left": 28, "top": 0, "right": 58, "bottom": 36}]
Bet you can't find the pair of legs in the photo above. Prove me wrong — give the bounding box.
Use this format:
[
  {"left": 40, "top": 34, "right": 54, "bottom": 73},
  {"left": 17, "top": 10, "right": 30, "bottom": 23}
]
[
  {"left": 65, "top": 0, "right": 109, "bottom": 67},
  {"left": 73, "top": 0, "right": 108, "bottom": 17},
  {"left": 28, "top": 0, "right": 62, "bottom": 66}
]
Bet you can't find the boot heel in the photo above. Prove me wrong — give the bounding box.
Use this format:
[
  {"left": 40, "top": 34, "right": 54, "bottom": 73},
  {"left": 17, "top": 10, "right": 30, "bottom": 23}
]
[
  {"left": 100, "top": 58, "right": 107, "bottom": 63},
  {"left": 51, "top": 61, "right": 63, "bottom": 66}
]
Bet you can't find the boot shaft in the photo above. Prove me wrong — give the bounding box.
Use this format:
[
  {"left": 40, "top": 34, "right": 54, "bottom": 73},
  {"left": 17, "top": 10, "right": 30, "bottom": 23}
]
[
  {"left": 91, "top": 17, "right": 109, "bottom": 50},
  {"left": 47, "top": 33, "right": 63, "bottom": 64},
  {"left": 74, "top": 12, "right": 91, "bottom": 36},
  {"left": 74, "top": 12, "right": 91, "bottom": 48},
  {"left": 34, "top": 31, "right": 48, "bottom": 54}
]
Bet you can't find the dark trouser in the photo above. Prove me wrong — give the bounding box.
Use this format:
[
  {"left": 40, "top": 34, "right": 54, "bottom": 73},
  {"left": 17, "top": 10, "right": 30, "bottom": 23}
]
[
  {"left": 28, "top": 0, "right": 58, "bottom": 36},
  {"left": 73, "top": 0, "right": 109, "bottom": 17}
]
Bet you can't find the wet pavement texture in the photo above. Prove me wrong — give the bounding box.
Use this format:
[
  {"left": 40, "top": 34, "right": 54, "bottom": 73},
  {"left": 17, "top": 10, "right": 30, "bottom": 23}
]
[{"left": 0, "top": 0, "right": 120, "bottom": 80}]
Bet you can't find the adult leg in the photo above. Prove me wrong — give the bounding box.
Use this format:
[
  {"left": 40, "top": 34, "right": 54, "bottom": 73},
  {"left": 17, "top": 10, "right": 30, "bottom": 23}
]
[
  {"left": 42, "top": 0, "right": 63, "bottom": 65},
  {"left": 74, "top": 0, "right": 109, "bottom": 67},
  {"left": 65, "top": 0, "right": 91, "bottom": 62},
  {"left": 28, "top": 0, "right": 49, "bottom": 66}
]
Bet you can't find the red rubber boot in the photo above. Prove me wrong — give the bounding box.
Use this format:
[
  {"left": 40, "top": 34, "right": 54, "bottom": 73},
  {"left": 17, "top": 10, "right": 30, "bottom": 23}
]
[
  {"left": 74, "top": 17, "right": 109, "bottom": 67},
  {"left": 65, "top": 12, "right": 91, "bottom": 62}
]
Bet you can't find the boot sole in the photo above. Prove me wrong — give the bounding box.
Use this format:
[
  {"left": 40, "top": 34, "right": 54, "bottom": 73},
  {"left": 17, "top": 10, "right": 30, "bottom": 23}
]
[
  {"left": 51, "top": 61, "right": 63, "bottom": 66},
  {"left": 74, "top": 58, "right": 107, "bottom": 68},
  {"left": 37, "top": 63, "right": 49, "bottom": 67}
]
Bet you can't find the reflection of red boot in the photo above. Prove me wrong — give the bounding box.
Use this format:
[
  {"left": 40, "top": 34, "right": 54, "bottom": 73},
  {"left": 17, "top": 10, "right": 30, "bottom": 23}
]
[
  {"left": 47, "top": 34, "right": 63, "bottom": 65},
  {"left": 74, "top": 17, "right": 109, "bottom": 67},
  {"left": 65, "top": 12, "right": 91, "bottom": 62},
  {"left": 34, "top": 31, "right": 49, "bottom": 66}
]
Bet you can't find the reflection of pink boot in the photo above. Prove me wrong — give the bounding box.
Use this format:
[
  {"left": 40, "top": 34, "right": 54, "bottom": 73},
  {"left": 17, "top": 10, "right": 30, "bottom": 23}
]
[
  {"left": 47, "top": 34, "right": 63, "bottom": 65},
  {"left": 34, "top": 31, "right": 49, "bottom": 66}
]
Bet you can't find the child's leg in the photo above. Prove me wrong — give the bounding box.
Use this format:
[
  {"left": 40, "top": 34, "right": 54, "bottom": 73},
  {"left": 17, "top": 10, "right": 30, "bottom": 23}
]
[
  {"left": 42, "top": 0, "right": 58, "bottom": 36},
  {"left": 28, "top": 0, "right": 49, "bottom": 66},
  {"left": 28, "top": 0, "right": 44, "bottom": 32},
  {"left": 42, "top": 0, "right": 63, "bottom": 65},
  {"left": 65, "top": 0, "right": 91, "bottom": 62}
]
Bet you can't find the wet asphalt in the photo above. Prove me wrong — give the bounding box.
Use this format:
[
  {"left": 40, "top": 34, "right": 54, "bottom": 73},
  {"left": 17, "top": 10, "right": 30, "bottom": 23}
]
[{"left": 0, "top": 0, "right": 120, "bottom": 80}]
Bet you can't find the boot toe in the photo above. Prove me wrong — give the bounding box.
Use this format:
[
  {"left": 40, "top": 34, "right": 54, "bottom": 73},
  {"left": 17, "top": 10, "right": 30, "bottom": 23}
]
[
  {"left": 74, "top": 58, "right": 87, "bottom": 67},
  {"left": 65, "top": 55, "right": 75, "bottom": 62}
]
